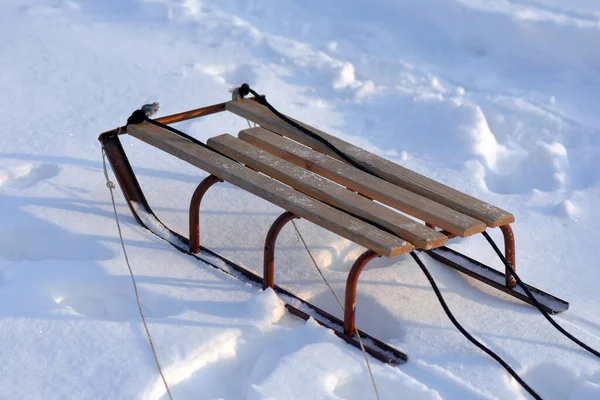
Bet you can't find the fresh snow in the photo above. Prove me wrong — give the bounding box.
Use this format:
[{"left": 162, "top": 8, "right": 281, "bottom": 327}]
[{"left": 1, "top": 0, "right": 599, "bottom": 399}]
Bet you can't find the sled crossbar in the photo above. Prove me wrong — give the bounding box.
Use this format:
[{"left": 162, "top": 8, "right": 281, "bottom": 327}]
[{"left": 98, "top": 98, "right": 569, "bottom": 366}]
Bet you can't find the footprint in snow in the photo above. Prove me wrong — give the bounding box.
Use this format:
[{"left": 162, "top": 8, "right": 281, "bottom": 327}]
[
  {"left": 0, "top": 164, "right": 60, "bottom": 190},
  {"left": 521, "top": 362, "right": 578, "bottom": 399},
  {"left": 0, "top": 226, "right": 110, "bottom": 262},
  {"left": 50, "top": 280, "right": 183, "bottom": 321}
]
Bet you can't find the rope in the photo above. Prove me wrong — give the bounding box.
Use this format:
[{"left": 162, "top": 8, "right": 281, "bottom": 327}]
[
  {"left": 101, "top": 146, "right": 174, "bottom": 400},
  {"left": 291, "top": 220, "right": 381, "bottom": 400},
  {"left": 482, "top": 231, "right": 600, "bottom": 359},
  {"left": 410, "top": 252, "right": 541, "bottom": 399}
]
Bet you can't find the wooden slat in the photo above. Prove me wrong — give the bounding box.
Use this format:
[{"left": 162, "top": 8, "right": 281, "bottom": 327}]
[
  {"left": 226, "top": 99, "right": 515, "bottom": 228},
  {"left": 207, "top": 133, "right": 447, "bottom": 250},
  {"left": 239, "top": 127, "right": 487, "bottom": 237},
  {"left": 127, "top": 122, "right": 412, "bottom": 257}
]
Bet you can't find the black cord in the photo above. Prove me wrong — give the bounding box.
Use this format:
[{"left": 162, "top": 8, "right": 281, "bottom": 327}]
[
  {"left": 482, "top": 231, "right": 600, "bottom": 359},
  {"left": 126, "top": 109, "right": 239, "bottom": 163},
  {"left": 410, "top": 252, "right": 542, "bottom": 400},
  {"left": 236, "top": 84, "right": 543, "bottom": 398},
  {"left": 146, "top": 118, "right": 213, "bottom": 151},
  {"left": 238, "top": 84, "right": 374, "bottom": 175}
]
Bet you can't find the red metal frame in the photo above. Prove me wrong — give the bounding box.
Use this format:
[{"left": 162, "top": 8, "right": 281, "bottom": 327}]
[
  {"left": 427, "top": 222, "right": 516, "bottom": 287},
  {"left": 263, "top": 212, "right": 385, "bottom": 337},
  {"left": 189, "top": 174, "right": 223, "bottom": 253},
  {"left": 264, "top": 211, "right": 299, "bottom": 290},
  {"left": 99, "top": 102, "right": 228, "bottom": 138},
  {"left": 500, "top": 224, "right": 516, "bottom": 288},
  {"left": 344, "top": 250, "right": 381, "bottom": 335}
]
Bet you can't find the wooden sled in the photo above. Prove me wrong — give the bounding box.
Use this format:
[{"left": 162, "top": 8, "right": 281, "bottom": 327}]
[{"left": 98, "top": 96, "right": 568, "bottom": 365}]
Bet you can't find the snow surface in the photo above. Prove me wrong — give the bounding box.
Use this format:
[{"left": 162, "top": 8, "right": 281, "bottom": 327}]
[{"left": 1, "top": 0, "right": 600, "bottom": 398}]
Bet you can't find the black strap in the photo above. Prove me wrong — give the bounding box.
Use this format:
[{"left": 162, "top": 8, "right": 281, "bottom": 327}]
[{"left": 483, "top": 231, "right": 600, "bottom": 359}]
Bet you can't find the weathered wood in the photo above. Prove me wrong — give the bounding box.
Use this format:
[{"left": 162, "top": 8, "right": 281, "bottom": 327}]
[
  {"left": 239, "top": 127, "right": 487, "bottom": 237},
  {"left": 127, "top": 122, "right": 412, "bottom": 257},
  {"left": 208, "top": 134, "right": 447, "bottom": 249},
  {"left": 227, "top": 99, "right": 514, "bottom": 228}
]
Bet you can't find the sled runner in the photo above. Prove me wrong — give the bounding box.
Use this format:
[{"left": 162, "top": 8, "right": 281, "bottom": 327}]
[{"left": 98, "top": 94, "right": 568, "bottom": 365}]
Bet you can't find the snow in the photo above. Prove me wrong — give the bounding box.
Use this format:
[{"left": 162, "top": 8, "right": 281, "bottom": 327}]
[{"left": 1, "top": 0, "right": 600, "bottom": 399}]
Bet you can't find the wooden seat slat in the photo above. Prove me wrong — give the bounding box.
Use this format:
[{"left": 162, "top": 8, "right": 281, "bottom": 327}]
[
  {"left": 239, "top": 127, "right": 487, "bottom": 237},
  {"left": 226, "top": 99, "right": 514, "bottom": 228},
  {"left": 127, "top": 122, "right": 412, "bottom": 257},
  {"left": 207, "top": 133, "right": 447, "bottom": 249}
]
